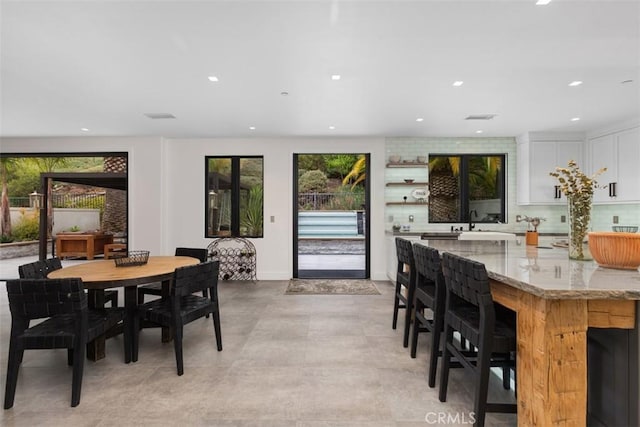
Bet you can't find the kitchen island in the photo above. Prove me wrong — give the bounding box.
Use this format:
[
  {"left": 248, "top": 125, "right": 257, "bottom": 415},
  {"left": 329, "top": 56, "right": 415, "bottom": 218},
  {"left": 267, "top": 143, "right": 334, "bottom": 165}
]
[{"left": 415, "top": 239, "right": 639, "bottom": 427}]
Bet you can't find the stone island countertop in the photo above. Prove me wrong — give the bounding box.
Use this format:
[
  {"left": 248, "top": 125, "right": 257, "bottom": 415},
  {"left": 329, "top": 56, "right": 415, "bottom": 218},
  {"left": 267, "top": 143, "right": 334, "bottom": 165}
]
[{"left": 416, "top": 239, "right": 640, "bottom": 300}]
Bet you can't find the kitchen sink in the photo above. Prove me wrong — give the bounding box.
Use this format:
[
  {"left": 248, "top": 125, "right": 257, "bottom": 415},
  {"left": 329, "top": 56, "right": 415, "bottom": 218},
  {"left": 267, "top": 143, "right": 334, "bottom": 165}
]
[
  {"left": 420, "top": 231, "right": 516, "bottom": 241},
  {"left": 458, "top": 231, "right": 517, "bottom": 241},
  {"left": 420, "top": 232, "right": 461, "bottom": 240}
]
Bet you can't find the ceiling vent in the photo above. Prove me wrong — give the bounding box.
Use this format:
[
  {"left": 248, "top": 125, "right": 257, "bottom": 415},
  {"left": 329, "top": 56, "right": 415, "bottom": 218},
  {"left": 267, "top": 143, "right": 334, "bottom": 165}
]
[
  {"left": 144, "top": 113, "right": 176, "bottom": 119},
  {"left": 465, "top": 114, "right": 497, "bottom": 120}
]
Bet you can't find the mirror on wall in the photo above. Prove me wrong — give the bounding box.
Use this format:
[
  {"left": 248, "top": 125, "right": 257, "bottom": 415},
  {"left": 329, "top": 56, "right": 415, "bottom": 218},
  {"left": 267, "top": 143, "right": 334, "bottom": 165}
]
[{"left": 428, "top": 154, "right": 506, "bottom": 224}]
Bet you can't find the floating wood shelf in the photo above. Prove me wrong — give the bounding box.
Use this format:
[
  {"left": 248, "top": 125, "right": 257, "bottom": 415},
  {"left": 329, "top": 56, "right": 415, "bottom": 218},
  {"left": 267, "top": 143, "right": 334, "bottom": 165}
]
[
  {"left": 386, "top": 202, "right": 429, "bottom": 205},
  {"left": 386, "top": 163, "right": 428, "bottom": 168},
  {"left": 386, "top": 182, "right": 429, "bottom": 186}
]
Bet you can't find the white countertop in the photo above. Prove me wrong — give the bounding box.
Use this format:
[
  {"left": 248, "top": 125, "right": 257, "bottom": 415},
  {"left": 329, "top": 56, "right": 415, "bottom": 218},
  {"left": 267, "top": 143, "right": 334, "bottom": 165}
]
[{"left": 416, "top": 239, "right": 640, "bottom": 300}]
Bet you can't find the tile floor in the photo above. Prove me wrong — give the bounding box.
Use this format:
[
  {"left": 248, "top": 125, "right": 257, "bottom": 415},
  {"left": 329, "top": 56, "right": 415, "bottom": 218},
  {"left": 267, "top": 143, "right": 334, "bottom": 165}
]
[{"left": 0, "top": 257, "right": 516, "bottom": 426}]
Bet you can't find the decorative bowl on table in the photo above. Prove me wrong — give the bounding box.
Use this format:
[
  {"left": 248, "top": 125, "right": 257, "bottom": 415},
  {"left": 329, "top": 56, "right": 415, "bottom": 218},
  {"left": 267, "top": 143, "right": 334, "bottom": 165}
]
[
  {"left": 588, "top": 232, "right": 640, "bottom": 270},
  {"left": 114, "top": 250, "right": 150, "bottom": 267}
]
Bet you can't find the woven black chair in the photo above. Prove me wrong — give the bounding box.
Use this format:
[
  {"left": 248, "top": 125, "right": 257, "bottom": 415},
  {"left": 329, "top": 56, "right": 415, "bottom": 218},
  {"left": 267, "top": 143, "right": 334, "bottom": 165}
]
[
  {"left": 3, "top": 278, "right": 127, "bottom": 408},
  {"left": 132, "top": 260, "right": 222, "bottom": 375},
  {"left": 392, "top": 238, "right": 416, "bottom": 348},
  {"left": 20, "top": 258, "right": 120, "bottom": 308},
  {"left": 17, "top": 260, "right": 48, "bottom": 279},
  {"left": 137, "top": 247, "right": 209, "bottom": 304},
  {"left": 410, "top": 244, "right": 447, "bottom": 388},
  {"left": 438, "top": 252, "right": 516, "bottom": 427}
]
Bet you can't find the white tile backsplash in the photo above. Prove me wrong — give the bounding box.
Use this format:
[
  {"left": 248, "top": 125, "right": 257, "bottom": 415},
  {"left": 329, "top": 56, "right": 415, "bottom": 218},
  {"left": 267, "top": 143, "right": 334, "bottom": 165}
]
[{"left": 385, "top": 137, "right": 640, "bottom": 233}]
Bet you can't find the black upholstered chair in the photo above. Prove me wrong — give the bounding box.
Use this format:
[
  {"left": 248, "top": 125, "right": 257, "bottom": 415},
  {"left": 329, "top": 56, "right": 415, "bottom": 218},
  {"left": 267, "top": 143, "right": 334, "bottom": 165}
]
[
  {"left": 438, "top": 252, "right": 516, "bottom": 427},
  {"left": 132, "top": 260, "right": 222, "bottom": 375},
  {"left": 137, "top": 247, "right": 209, "bottom": 304},
  {"left": 392, "top": 238, "right": 416, "bottom": 348},
  {"left": 410, "top": 244, "right": 447, "bottom": 388},
  {"left": 3, "top": 278, "right": 127, "bottom": 408}
]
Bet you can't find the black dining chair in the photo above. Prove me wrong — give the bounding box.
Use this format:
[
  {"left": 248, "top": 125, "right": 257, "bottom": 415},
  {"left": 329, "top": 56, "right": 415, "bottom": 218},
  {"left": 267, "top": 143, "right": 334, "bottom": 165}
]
[
  {"left": 137, "top": 247, "right": 209, "bottom": 304},
  {"left": 392, "top": 238, "right": 416, "bottom": 348},
  {"left": 20, "top": 258, "right": 119, "bottom": 308},
  {"left": 17, "top": 259, "right": 48, "bottom": 279},
  {"left": 438, "top": 252, "right": 516, "bottom": 427},
  {"left": 132, "top": 260, "right": 222, "bottom": 375},
  {"left": 3, "top": 278, "right": 127, "bottom": 408},
  {"left": 410, "top": 244, "right": 447, "bottom": 388}
]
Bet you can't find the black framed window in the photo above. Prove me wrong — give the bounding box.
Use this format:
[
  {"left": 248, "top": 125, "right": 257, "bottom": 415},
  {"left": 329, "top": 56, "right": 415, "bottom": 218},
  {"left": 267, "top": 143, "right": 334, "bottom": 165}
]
[
  {"left": 428, "top": 154, "right": 506, "bottom": 224},
  {"left": 205, "top": 156, "right": 263, "bottom": 238}
]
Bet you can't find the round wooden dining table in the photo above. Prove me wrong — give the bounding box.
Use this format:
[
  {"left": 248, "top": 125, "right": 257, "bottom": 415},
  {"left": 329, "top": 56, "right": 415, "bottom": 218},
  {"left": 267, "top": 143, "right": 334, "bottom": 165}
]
[{"left": 48, "top": 256, "right": 199, "bottom": 362}]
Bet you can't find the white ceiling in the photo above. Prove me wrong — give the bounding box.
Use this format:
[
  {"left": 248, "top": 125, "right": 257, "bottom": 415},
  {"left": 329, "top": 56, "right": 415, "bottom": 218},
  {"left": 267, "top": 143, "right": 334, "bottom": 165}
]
[{"left": 1, "top": 0, "right": 638, "bottom": 139}]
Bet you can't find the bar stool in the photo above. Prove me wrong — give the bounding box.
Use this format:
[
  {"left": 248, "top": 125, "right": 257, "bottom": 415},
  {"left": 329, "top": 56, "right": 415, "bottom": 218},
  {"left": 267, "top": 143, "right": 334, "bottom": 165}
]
[
  {"left": 438, "top": 252, "right": 516, "bottom": 427},
  {"left": 392, "top": 237, "right": 416, "bottom": 348},
  {"left": 410, "top": 244, "right": 446, "bottom": 388}
]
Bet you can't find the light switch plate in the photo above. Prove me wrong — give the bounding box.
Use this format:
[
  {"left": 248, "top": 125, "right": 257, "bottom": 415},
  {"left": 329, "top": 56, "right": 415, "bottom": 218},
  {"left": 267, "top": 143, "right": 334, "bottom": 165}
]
[
  {"left": 613, "top": 215, "right": 619, "bottom": 224},
  {"left": 561, "top": 215, "right": 566, "bottom": 223}
]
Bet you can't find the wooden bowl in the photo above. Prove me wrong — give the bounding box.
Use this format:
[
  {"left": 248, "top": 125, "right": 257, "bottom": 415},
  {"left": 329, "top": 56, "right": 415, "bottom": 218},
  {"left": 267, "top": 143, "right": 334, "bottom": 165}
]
[{"left": 588, "top": 232, "right": 640, "bottom": 270}]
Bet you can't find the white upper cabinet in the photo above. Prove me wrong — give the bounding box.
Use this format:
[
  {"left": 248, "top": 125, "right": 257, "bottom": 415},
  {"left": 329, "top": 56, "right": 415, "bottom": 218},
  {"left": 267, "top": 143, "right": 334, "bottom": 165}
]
[
  {"left": 589, "top": 126, "right": 640, "bottom": 203},
  {"left": 517, "top": 133, "right": 584, "bottom": 205}
]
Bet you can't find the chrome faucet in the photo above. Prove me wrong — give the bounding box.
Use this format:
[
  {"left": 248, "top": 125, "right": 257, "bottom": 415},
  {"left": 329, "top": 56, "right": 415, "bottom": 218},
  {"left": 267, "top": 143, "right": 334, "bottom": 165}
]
[{"left": 469, "top": 210, "right": 477, "bottom": 231}]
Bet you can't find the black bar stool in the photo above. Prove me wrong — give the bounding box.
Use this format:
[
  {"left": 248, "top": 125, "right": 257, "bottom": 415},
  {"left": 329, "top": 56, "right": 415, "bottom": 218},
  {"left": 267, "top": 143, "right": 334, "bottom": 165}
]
[
  {"left": 392, "top": 237, "right": 416, "bottom": 348},
  {"left": 438, "top": 252, "right": 516, "bottom": 427},
  {"left": 410, "top": 244, "right": 447, "bottom": 388}
]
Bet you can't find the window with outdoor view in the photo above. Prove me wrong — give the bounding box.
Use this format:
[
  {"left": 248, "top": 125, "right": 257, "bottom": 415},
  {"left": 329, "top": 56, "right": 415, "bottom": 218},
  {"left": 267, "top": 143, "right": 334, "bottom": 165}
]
[
  {"left": 428, "top": 154, "right": 506, "bottom": 224},
  {"left": 205, "top": 156, "right": 263, "bottom": 238}
]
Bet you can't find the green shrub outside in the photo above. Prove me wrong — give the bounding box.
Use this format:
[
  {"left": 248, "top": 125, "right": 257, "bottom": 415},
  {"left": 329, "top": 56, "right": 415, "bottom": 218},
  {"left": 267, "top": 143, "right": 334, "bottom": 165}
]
[
  {"left": 12, "top": 209, "right": 40, "bottom": 241},
  {"left": 299, "top": 170, "right": 328, "bottom": 193}
]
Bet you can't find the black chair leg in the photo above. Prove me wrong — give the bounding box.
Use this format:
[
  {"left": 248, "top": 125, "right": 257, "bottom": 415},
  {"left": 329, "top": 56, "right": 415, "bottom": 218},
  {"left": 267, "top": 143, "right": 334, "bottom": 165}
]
[
  {"left": 428, "top": 312, "right": 443, "bottom": 388},
  {"left": 392, "top": 283, "right": 401, "bottom": 329},
  {"left": 67, "top": 349, "right": 74, "bottom": 366},
  {"left": 402, "top": 287, "right": 414, "bottom": 348},
  {"left": 70, "top": 342, "right": 85, "bottom": 407},
  {"left": 3, "top": 342, "right": 23, "bottom": 409},
  {"left": 212, "top": 308, "right": 223, "bottom": 351},
  {"left": 410, "top": 304, "right": 422, "bottom": 358},
  {"left": 473, "top": 335, "right": 493, "bottom": 427},
  {"left": 438, "top": 324, "right": 454, "bottom": 402},
  {"left": 203, "top": 289, "right": 210, "bottom": 318},
  {"left": 173, "top": 324, "right": 184, "bottom": 376}
]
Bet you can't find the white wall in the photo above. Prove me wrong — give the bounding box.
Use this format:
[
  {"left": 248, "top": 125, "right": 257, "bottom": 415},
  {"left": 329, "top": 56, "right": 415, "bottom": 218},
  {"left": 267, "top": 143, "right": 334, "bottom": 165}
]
[
  {"left": 165, "top": 138, "right": 386, "bottom": 280},
  {"left": 1, "top": 136, "right": 388, "bottom": 280}
]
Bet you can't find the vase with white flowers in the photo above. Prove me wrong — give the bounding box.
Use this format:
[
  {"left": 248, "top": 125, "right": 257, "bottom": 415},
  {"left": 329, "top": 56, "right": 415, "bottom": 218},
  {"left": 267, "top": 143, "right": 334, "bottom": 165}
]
[{"left": 550, "top": 160, "right": 606, "bottom": 260}]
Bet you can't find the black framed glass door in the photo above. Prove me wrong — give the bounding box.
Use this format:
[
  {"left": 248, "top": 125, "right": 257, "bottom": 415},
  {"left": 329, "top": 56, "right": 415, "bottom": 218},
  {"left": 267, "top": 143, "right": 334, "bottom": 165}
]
[{"left": 292, "top": 153, "right": 370, "bottom": 279}]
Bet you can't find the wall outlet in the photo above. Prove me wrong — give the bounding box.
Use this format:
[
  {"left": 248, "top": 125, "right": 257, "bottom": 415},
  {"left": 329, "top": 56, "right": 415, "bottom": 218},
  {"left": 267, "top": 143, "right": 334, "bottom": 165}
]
[
  {"left": 561, "top": 215, "right": 566, "bottom": 223},
  {"left": 613, "top": 215, "right": 619, "bottom": 224}
]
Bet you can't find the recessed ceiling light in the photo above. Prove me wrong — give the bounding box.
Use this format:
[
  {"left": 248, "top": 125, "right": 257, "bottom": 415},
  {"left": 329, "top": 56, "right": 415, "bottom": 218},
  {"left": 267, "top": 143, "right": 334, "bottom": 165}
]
[
  {"left": 144, "top": 113, "right": 176, "bottom": 119},
  {"left": 207, "top": 76, "right": 219, "bottom": 82},
  {"left": 568, "top": 81, "right": 583, "bottom": 87},
  {"left": 331, "top": 74, "right": 341, "bottom": 80},
  {"left": 81, "top": 128, "right": 89, "bottom": 132},
  {"left": 329, "top": 126, "right": 335, "bottom": 130},
  {"left": 571, "top": 117, "right": 581, "bottom": 122},
  {"left": 452, "top": 81, "right": 464, "bottom": 87},
  {"left": 476, "top": 130, "right": 483, "bottom": 134},
  {"left": 280, "top": 91, "right": 289, "bottom": 96},
  {"left": 536, "top": 0, "right": 552, "bottom": 5},
  {"left": 249, "top": 126, "right": 256, "bottom": 130},
  {"left": 416, "top": 118, "right": 424, "bottom": 122}
]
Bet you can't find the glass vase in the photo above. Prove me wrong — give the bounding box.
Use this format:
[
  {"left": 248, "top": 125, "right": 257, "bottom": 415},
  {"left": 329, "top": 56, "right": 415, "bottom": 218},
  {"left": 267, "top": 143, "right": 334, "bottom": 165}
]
[{"left": 567, "top": 194, "right": 593, "bottom": 261}]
